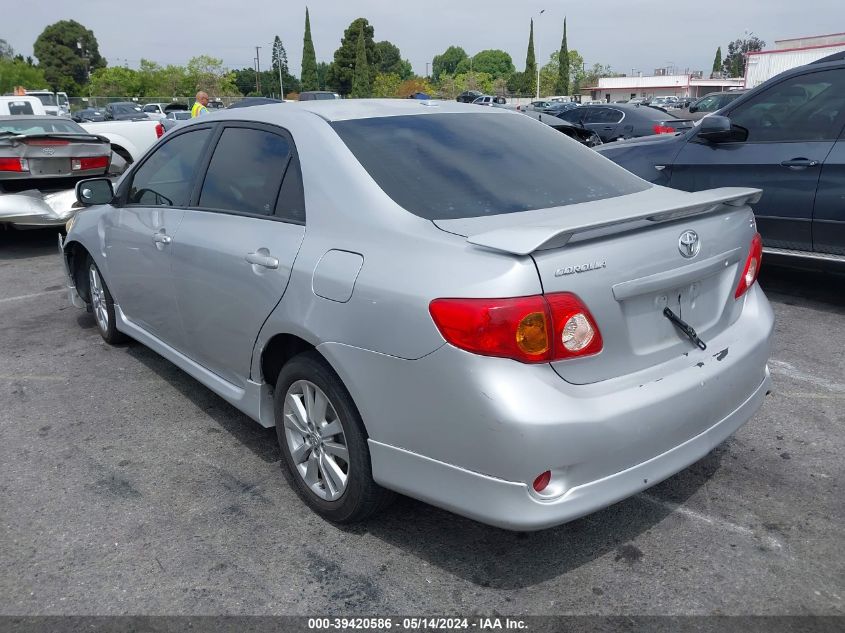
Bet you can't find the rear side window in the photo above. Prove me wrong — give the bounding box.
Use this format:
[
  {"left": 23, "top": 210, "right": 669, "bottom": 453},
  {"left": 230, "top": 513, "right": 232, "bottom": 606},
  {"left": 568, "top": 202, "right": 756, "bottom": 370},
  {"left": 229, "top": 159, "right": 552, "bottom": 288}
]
[
  {"left": 332, "top": 113, "right": 648, "bottom": 220},
  {"left": 8, "top": 101, "right": 34, "bottom": 115},
  {"left": 128, "top": 128, "right": 211, "bottom": 206},
  {"left": 199, "top": 127, "right": 292, "bottom": 216}
]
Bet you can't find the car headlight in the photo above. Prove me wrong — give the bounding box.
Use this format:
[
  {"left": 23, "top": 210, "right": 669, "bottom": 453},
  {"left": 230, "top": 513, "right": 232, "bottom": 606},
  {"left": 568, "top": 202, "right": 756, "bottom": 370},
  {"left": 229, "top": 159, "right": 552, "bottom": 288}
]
[{"left": 65, "top": 214, "right": 77, "bottom": 233}]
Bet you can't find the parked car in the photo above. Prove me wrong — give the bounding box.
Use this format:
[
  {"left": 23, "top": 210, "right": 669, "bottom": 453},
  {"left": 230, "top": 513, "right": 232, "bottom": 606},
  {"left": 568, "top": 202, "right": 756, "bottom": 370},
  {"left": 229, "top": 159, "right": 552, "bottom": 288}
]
[
  {"left": 0, "top": 115, "right": 111, "bottom": 226},
  {"left": 159, "top": 110, "right": 194, "bottom": 134},
  {"left": 0, "top": 96, "right": 46, "bottom": 116},
  {"left": 61, "top": 100, "right": 772, "bottom": 530},
  {"left": 522, "top": 111, "right": 602, "bottom": 147},
  {"left": 471, "top": 95, "right": 507, "bottom": 106},
  {"left": 141, "top": 103, "right": 190, "bottom": 119},
  {"left": 78, "top": 119, "right": 163, "bottom": 167},
  {"left": 524, "top": 100, "right": 555, "bottom": 111},
  {"left": 540, "top": 101, "right": 579, "bottom": 115},
  {"left": 556, "top": 103, "right": 694, "bottom": 142},
  {"left": 685, "top": 90, "right": 747, "bottom": 120},
  {"left": 597, "top": 56, "right": 845, "bottom": 268},
  {"left": 71, "top": 108, "right": 106, "bottom": 122},
  {"left": 456, "top": 90, "right": 483, "bottom": 103},
  {"left": 299, "top": 91, "right": 342, "bottom": 101},
  {"left": 104, "top": 102, "right": 150, "bottom": 121},
  {"left": 21, "top": 90, "right": 61, "bottom": 116},
  {"left": 228, "top": 97, "right": 284, "bottom": 109}
]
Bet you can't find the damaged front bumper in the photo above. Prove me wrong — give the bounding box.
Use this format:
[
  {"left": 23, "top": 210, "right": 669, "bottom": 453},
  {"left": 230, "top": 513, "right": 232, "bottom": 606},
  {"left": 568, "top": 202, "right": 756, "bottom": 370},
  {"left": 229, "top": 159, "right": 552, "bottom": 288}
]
[
  {"left": 0, "top": 188, "right": 81, "bottom": 227},
  {"left": 58, "top": 233, "right": 87, "bottom": 309}
]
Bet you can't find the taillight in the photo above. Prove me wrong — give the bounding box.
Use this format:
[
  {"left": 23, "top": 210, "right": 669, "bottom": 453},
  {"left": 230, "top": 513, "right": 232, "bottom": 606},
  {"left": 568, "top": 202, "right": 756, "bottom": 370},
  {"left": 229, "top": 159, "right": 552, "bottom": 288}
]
[
  {"left": 429, "top": 292, "right": 602, "bottom": 363},
  {"left": 71, "top": 156, "right": 109, "bottom": 171},
  {"left": 653, "top": 124, "right": 676, "bottom": 134},
  {"left": 155, "top": 123, "right": 164, "bottom": 138},
  {"left": 0, "top": 157, "right": 28, "bottom": 172},
  {"left": 735, "top": 233, "right": 763, "bottom": 299}
]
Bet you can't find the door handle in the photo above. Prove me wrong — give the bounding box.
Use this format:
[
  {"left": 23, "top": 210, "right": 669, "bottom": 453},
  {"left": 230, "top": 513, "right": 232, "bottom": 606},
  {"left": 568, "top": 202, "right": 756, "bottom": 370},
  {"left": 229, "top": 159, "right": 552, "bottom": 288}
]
[
  {"left": 780, "top": 158, "right": 819, "bottom": 168},
  {"left": 152, "top": 233, "right": 172, "bottom": 245},
  {"left": 245, "top": 251, "right": 279, "bottom": 269},
  {"left": 602, "top": 126, "right": 614, "bottom": 130}
]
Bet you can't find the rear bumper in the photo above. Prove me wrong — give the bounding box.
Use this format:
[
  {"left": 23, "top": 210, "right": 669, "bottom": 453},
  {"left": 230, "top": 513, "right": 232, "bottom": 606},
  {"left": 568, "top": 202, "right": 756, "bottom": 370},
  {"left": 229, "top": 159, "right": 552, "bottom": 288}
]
[
  {"left": 369, "top": 368, "right": 769, "bottom": 531},
  {"left": 0, "top": 188, "right": 79, "bottom": 227}
]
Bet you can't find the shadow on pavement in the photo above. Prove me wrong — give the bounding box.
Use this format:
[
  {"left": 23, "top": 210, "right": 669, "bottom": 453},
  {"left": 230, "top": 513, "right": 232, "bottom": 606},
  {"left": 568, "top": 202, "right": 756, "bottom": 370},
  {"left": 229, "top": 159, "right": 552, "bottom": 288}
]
[
  {"left": 0, "top": 227, "right": 62, "bottom": 261},
  {"left": 759, "top": 266, "right": 845, "bottom": 315}
]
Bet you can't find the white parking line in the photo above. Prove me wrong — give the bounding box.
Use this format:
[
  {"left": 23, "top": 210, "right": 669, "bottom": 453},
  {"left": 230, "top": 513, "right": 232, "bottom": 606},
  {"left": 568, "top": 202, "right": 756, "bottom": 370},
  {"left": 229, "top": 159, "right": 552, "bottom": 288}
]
[
  {"left": 0, "top": 289, "right": 64, "bottom": 304},
  {"left": 638, "top": 492, "right": 783, "bottom": 550},
  {"left": 769, "top": 359, "right": 845, "bottom": 393}
]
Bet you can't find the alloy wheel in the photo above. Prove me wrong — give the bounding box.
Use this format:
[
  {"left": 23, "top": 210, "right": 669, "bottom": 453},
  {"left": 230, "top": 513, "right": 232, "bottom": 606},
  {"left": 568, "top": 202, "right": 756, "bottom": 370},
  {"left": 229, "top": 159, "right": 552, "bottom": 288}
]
[
  {"left": 89, "top": 265, "right": 109, "bottom": 333},
  {"left": 283, "top": 380, "right": 350, "bottom": 501}
]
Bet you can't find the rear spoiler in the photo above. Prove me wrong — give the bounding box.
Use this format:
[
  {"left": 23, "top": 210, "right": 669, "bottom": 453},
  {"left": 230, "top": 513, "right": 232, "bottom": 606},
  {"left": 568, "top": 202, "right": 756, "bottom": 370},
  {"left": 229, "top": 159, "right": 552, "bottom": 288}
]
[{"left": 465, "top": 187, "right": 762, "bottom": 256}]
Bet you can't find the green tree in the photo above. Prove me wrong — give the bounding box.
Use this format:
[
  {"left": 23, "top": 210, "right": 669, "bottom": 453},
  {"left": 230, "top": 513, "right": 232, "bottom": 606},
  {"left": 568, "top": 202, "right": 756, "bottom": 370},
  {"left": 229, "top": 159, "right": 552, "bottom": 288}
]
[
  {"left": 350, "top": 23, "right": 372, "bottom": 98},
  {"left": 374, "top": 41, "right": 412, "bottom": 79},
  {"left": 397, "top": 77, "right": 435, "bottom": 98},
  {"left": 540, "top": 49, "right": 586, "bottom": 95},
  {"left": 33, "top": 20, "right": 106, "bottom": 92},
  {"left": 556, "top": 17, "right": 570, "bottom": 95},
  {"left": 183, "top": 55, "right": 239, "bottom": 96},
  {"left": 524, "top": 18, "right": 537, "bottom": 95},
  {"left": 272, "top": 35, "right": 289, "bottom": 75},
  {"left": 432, "top": 46, "right": 468, "bottom": 82},
  {"left": 456, "top": 50, "right": 514, "bottom": 79},
  {"left": 0, "top": 58, "right": 48, "bottom": 93},
  {"left": 301, "top": 8, "right": 318, "bottom": 91},
  {"left": 316, "top": 62, "right": 329, "bottom": 90},
  {"left": 712, "top": 46, "right": 723, "bottom": 75},
  {"left": 722, "top": 35, "right": 765, "bottom": 77},
  {"left": 372, "top": 72, "right": 402, "bottom": 97},
  {"left": 0, "top": 39, "right": 14, "bottom": 60},
  {"left": 88, "top": 66, "right": 141, "bottom": 96},
  {"left": 327, "top": 18, "right": 377, "bottom": 95}
]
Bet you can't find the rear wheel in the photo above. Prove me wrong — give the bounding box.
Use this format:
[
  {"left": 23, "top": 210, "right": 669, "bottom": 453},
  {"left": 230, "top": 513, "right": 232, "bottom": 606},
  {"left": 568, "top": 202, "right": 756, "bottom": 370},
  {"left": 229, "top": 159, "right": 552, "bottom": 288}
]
[
  {"left": 87, "top": 259, "right": 126, "bottom": 345},
  {"left": 274, "top": 351, "right": 393, "bottom": 523}
]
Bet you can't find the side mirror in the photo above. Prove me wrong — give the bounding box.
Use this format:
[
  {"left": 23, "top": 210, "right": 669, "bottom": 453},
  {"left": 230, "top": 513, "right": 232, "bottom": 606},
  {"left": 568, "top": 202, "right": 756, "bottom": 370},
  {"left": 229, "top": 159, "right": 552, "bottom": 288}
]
[
  {"left": 697, "top": 115, "right": 747, "bottom": 143},
  {"left": 76, "top": 178, "right": 115, "bottom": 206},
  {"left": 688, "top": 104, "right": 698, "bottom": 113}
]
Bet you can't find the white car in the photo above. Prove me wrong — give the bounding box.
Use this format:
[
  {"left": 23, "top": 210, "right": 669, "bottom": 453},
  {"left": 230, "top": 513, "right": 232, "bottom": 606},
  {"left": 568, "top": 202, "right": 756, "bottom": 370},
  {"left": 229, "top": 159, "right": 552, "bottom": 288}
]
[
  {"left": 0, "top": 96, "right": 46, "bottom": 116},
  {"left": 79, "top": 119, "right": 163, "bottom": 167}
]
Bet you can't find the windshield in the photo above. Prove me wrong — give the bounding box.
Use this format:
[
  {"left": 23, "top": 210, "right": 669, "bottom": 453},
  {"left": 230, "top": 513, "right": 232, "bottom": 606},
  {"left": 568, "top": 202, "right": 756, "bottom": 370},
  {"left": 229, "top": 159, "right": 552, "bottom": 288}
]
[
  {"left": 0, "top": 118, "right": 88, "bottom": 135},
  {"left": 29, "top": 93, "right": 57, "bottom": 106},
  {"left": 332, "top": 113, "right": 649, "bottom": 220}
]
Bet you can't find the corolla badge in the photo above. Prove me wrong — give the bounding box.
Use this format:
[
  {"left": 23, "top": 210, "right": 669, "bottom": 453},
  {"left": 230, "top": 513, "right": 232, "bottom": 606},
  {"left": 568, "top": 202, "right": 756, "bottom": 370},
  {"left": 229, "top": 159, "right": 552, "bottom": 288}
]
[
  {"left": 554, "top": 260, "right": 607, "bottom": 277},
  {"left": 678, "top": 230, "right": 700, "bottom": 258}
]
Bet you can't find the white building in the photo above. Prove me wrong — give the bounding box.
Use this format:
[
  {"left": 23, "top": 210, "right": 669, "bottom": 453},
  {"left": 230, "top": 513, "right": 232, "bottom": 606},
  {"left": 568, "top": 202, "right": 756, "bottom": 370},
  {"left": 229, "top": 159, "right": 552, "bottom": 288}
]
[
  {"left": 584, "top": 74, "right": 743, "bottom": 103},
  {"left": 745, "top": 33, "right": 845, "bottom": 88}
]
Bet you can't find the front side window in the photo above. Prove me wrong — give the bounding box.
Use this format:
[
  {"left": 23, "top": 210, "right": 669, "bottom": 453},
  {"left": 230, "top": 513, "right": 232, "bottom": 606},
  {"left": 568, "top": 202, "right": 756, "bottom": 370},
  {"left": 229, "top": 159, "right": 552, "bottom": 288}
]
[
  {"left": 128, "top": 128, "right": 211, "bottom": 206},
  {"left": 199, "top": 127, "right": 292, "bottom": 216},
  {"left": 332, "top": 113, "right": 649, "bottom": 220},
  {"left": 729, "top": 69, "right": 845, "bottom": 142}
]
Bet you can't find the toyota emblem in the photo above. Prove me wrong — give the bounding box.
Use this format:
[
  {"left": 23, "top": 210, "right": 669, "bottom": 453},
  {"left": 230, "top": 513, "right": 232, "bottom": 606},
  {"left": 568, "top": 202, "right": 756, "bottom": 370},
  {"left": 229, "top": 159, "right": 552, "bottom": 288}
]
[
  {"left": 42, "top": 147, "right": 55, "bottom": 156},
  {"left": 678, "top": 230, "right": 700, "bottom": 258}
]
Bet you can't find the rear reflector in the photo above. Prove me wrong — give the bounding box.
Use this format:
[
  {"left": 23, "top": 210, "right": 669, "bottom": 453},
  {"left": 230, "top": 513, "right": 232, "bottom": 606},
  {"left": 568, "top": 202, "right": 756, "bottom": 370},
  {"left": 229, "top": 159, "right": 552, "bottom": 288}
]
[
  {"left": 71, "top": 156, "right": 109, "bottom": 171},
  {"left": 533, "top": 471, "right": 552, "bottom": 492},
  {"left": 653, "top": 124, "right": 676, "bottom": 134},
  {"left": 0, "top": 157, "right": 28, "bottom": 172},
  {"left": 735, "top": 232, "right": 763, "bottom": 299},
  {"left": 429, "top": 292, "right": 602, "bottom": 363}
]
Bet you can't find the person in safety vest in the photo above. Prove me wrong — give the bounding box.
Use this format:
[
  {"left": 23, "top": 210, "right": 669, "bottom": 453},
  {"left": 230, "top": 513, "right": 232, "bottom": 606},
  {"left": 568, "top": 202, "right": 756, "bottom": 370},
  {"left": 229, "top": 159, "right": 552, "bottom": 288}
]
[{"left": 191, "top": 91, "right": 210, "bottom": 117}]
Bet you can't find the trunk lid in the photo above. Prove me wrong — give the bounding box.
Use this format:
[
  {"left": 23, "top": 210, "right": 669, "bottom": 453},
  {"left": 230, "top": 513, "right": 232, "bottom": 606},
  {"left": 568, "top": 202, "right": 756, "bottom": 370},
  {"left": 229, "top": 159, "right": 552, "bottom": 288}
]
[
  {"left": 434, "top": 186, "right": 761, "bottom": 383},
  {"left": 0, "top": 134, "right": 110, "bottom": 179}
]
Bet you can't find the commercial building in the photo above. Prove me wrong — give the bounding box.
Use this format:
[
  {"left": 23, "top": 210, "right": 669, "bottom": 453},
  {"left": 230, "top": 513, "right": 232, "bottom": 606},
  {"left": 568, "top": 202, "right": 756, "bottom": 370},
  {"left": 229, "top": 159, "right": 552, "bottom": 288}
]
[
  {"left": 745, "top": 33, "right": 845, "bottom": 88},
  {"left": 583, "top": 73, "right": 743, "bottom": 103}
]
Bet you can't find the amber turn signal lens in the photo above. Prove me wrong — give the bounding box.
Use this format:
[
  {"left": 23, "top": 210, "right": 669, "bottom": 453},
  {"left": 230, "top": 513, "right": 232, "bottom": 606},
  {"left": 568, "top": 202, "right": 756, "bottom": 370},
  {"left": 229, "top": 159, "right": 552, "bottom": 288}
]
[{"left": 515, "top": 311, "right": 549, "bottom": 355}]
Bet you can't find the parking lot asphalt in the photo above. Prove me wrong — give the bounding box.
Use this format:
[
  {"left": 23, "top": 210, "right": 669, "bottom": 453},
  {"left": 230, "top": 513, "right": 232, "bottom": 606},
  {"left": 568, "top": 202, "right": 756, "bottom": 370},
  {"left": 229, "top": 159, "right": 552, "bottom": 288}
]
[{"left": 0, "top": 228, "right": 842, "bottom": 616}]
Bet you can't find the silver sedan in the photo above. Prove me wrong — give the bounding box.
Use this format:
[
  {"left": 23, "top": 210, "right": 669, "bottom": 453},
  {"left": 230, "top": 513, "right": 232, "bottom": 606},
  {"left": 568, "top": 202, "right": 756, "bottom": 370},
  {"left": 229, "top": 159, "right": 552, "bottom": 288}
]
[{"left": 61, "top": 100, "right": 773, "bottom": 530}]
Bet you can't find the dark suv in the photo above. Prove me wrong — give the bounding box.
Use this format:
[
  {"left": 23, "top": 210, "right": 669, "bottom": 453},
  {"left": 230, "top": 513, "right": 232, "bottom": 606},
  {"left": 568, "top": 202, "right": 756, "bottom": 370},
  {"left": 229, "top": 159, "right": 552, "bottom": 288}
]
[{"left": 598, "top": 53, "right": 845, "bottom": 268}]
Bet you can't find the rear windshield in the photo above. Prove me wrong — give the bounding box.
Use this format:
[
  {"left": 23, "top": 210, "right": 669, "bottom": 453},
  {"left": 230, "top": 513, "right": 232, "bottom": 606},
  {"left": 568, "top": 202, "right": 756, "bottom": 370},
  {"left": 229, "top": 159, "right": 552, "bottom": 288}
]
[
  {"left": 0, "top": 118, "right": 87, "bottom": 135},
  {"left": 332, "top": 113, "right": 648, "bottom": 220}
]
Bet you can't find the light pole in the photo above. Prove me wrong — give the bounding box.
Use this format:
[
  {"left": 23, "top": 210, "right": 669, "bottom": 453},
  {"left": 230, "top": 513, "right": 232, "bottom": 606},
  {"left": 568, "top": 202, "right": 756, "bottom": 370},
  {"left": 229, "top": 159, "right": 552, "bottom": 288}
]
[{"left": 535, "top": 9, "right": 545, "bottom": 99}]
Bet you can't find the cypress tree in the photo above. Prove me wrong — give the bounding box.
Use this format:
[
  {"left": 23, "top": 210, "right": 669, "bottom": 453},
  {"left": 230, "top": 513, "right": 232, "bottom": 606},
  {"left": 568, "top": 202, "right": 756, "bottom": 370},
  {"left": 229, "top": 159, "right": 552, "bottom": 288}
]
[
  {"left": 301, "top": 7, "right": 318, "bottom": 91},
  {"left": 712, "top": 46, "right": 722, "bottom": 75},
  {"left": 556, "top": 17, "right": 570, "bottom": 95},
  {"left": 350, "top": 23, "right": 371, "bottom": 98},
  {"left": 524, "top": 18, "right": 536, "bottom": 95}
]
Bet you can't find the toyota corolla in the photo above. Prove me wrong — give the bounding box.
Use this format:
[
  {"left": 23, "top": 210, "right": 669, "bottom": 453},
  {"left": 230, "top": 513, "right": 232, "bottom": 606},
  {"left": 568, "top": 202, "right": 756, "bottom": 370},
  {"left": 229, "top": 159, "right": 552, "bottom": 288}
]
[{"left": 61, "top": 100, "right": 773, "bottom": 530}]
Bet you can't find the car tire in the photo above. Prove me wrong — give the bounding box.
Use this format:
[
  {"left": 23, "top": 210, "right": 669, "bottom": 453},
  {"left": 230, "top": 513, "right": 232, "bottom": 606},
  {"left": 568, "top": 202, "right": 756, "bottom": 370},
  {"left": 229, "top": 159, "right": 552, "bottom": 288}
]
[
  {"left": 274, "top": 351, "right": 393, "bottom": 523},
  {"left": 87, "top": 258, "right": 126, "bottom": 345}
]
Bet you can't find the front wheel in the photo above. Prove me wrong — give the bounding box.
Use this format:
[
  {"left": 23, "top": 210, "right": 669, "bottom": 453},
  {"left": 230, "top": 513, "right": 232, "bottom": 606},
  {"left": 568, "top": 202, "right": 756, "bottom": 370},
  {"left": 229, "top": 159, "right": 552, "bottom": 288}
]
[
  {"left": 87, "top": 259, "right": 126, "bottom": 344},
  {"left": 274, "top": 351, "right": 393, "bottom": 523}
]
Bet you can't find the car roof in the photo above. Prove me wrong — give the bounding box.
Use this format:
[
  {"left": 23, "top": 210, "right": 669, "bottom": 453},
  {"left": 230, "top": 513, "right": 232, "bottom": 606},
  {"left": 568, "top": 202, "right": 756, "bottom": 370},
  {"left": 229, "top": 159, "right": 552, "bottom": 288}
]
[
  {"left": 0, "top": 115, "right": 71, "bottom": 121},
  {"left": 284, "top": 98, "right": 512, "bottom": 122}
]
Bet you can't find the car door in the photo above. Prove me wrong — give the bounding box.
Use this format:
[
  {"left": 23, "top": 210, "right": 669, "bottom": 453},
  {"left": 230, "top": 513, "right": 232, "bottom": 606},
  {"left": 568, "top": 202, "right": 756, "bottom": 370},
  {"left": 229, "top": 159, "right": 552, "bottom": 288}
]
[
  {"left": 591, "top": 107, "right": 625, "bottom": 141},
  {"left": 668, "top": 68, "right": 845, "bottom": 251},
  {"left": 104, "top": 125, "right": 214, "bottom": 347},
  {"left": 813, "top": 120, "right": 845, "bottom": 255},
  {"left": 169, "top": 123, "right": 306, "bottom": 387}
]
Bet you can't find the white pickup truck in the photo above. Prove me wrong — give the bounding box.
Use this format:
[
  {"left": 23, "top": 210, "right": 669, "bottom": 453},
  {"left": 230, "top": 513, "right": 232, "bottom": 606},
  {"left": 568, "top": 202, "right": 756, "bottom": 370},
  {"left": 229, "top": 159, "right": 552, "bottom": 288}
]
[{"left": 79, "top": 119, "right": 162, "bottom": 167}]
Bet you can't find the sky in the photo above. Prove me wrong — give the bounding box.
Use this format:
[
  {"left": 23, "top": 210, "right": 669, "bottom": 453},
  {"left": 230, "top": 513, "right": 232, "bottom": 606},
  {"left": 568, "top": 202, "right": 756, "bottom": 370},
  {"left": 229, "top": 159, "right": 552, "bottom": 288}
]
[{"left": 7, "top": 0, "right": 845, "bottom": 81}]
